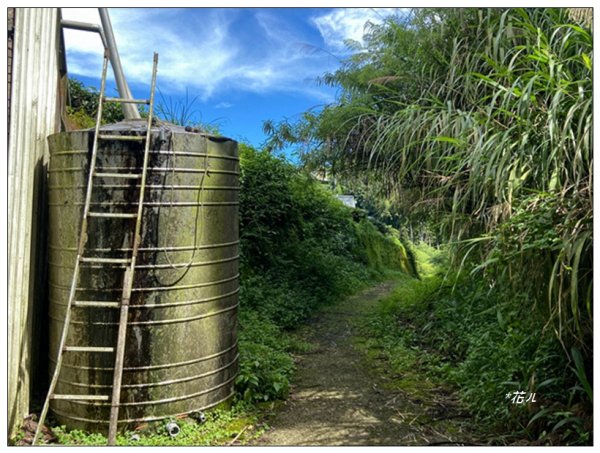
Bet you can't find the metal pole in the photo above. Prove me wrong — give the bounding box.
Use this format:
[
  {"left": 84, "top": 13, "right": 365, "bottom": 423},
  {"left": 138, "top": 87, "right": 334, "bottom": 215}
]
[
  {"left": 61, "top": 20, "right": 108, "bottom": 49},
  {"left": 98, "top": 8, "right": 141, "bottom": 120}
]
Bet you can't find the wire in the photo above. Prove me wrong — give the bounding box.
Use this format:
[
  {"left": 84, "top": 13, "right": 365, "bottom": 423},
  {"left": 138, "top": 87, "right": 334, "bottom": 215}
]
[{"left": 160, "top": 130, "right": 209, "bottom": 270}]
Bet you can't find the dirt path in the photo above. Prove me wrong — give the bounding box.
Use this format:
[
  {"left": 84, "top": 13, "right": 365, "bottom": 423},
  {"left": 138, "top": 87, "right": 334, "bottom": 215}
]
[{"left": 256, "top": 281, "right": 474, "bottom": 446}]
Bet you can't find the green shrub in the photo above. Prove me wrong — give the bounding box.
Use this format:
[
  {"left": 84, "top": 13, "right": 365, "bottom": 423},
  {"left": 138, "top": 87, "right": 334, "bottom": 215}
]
[
  {"left": 236, "top": 310, "right": 294, "bottom": 402},
  {"left": 67, "top": 78, "right": 125, "bottom": 126}
]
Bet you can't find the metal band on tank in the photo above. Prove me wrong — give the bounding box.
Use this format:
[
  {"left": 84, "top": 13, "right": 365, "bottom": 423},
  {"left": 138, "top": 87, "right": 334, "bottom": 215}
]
[
  {"left": 48, "top": 167, "right": 240, "bottom": 176},
  {"left": 57, "top": 354, "right": 239, "bottom": 389},
  {"left": 49, "top": 341, "right": 238, "bottom": 372},
  {"left": 48, "top": 239, "right": 239, "bottom": 253},
  {"left": 50, "top": 391, "right": 235, "bottom": 425},
  {"left": 49, "top": 184, "right": 240, "bottom": 191},
  {"left": 53, "top": 374, "right": 237, "bottom": 407},
  {"left": 49, "top": 201, "right": 239, "bottom": 207},
  {"left": 49, "top": 302, "right": 239, "bottom": 326},
  {"left": 51, "top": 149, "right": 240, "bottom": 161},
  {"left": 50, "top": 287, "right": 240, "bottom": 309},
  {"left": 48, "top": 273, "right": 239, "bottom": 293},
  {"left": 49, "top": 254, "right": 239, "bottom": 270}
]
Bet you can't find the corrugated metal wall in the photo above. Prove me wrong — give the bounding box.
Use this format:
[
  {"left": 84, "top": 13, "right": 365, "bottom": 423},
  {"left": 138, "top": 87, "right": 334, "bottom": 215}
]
[{"left": 7, "top": 8, "right": 63, "bottom": 438}]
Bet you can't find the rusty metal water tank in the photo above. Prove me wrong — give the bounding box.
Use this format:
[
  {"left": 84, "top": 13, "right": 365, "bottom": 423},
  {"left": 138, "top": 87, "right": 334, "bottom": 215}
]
[{"left": 46, "top": 120, "right": 239, "bottom": 431}]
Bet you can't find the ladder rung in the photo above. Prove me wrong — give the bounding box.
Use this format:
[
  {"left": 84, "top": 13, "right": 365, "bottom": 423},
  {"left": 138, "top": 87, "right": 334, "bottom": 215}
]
[
  {"left": 88, "top": 212, "right": 138, "bottom": 219},
  {"left": 99, "top": 134, "right": 145, "bottom": 141},
  {"left": 80, "top": 257, "right": 131, "bottom": 264},
  {"left": 52, "top": 394, "right": 110, "bottom": 401},
  {"left": 94, "top": 172, "right": 142, "bottom": 179},
  {"left": 64, "top": 346, "right": 115, "bottom": 353},
  {"left": 103, "top": 96, "right": 150, "bottom": 104},
  {"left": 74, "top": 301, "right": 121, "bottom": 308}
]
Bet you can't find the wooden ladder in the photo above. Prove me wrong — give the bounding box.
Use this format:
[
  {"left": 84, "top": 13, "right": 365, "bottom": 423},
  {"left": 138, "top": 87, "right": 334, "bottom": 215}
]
[{"left": 33, "top": 51, "right": 159, "bottom": 446}]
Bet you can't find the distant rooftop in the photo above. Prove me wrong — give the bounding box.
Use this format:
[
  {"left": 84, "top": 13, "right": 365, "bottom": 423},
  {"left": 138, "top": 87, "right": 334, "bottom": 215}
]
[{"left": 336, "top": 195, "right": 356, "bottom": 208}]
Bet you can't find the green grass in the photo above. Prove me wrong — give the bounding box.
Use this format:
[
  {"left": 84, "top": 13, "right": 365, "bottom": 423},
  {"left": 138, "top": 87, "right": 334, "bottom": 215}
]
[
  {"left": 360, "top": 243, "right": 592, "bottom": 445},
  {"left": 411, "top": 241, "right": 446, "bottom": 278},
  {"left": 50, "top": 402, "right": 265, "bottom": 446}
]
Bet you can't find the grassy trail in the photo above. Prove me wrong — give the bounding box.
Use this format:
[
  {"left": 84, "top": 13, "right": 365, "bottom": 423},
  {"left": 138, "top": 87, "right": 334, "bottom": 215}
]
[{"left": 255, "top": 280, "right": 476, "bottom": 446}]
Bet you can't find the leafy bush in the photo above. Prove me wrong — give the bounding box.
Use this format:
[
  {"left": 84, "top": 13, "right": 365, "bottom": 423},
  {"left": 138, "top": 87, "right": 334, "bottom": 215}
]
[
  {"left": 351, "top": 219, "right": 415, "bottom": 276},
  {"left": 67, "top": 78, "right": 125, "bottom": 127},
  {"left": 236, "top": 311, "right": 294, "bottom": 402}
]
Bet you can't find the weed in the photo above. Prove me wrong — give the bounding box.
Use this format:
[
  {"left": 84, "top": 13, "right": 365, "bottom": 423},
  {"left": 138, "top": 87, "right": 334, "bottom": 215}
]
[
  {"left": 361, "top": 243, "right": 591, "bottom": 445},
  {"left": 51, "top": 403, "right": 263, "bottom": 446}
]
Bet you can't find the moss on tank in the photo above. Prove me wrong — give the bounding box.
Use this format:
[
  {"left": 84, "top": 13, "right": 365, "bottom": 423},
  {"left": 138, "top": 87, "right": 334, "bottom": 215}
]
[{"left": 46, "top": 120, "right": 239, "bottom": 431}]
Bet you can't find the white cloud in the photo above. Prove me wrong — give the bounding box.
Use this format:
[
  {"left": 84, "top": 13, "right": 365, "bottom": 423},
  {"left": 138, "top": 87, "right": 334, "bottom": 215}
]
[
  {"left": 311, "top": 8, "right": 404, "bottom": 52},
  {"left": 215, "top": 102, "right": 233, "bottom": 109},
  {"left": 60, "top": 8, "right": 339, "bottom": 102}
]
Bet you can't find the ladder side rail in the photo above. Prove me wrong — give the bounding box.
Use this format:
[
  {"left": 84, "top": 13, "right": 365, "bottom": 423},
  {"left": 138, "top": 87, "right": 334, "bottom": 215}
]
[
  {"left": 131, "top": 52, "right": 159, "bottom": 255},
  {"left": 107, "top": 52, "right": 159, "bottom": 445},
  {"left": 32, "top": 52, "right": 110, "bottom": 446}
]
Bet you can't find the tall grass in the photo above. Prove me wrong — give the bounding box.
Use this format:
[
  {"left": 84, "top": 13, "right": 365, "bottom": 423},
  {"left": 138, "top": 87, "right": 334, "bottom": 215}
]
[
  {"left": 335, "top": 8, "right": 592, "bottom": 353},
  {"left": 367, "top": 243, "right": 592, "bottom": 444}
]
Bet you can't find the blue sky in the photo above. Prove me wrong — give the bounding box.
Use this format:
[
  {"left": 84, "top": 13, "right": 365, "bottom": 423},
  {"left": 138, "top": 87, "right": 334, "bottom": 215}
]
[{"left": 61, "top": 7, "right": 402, "bottom": 158}]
